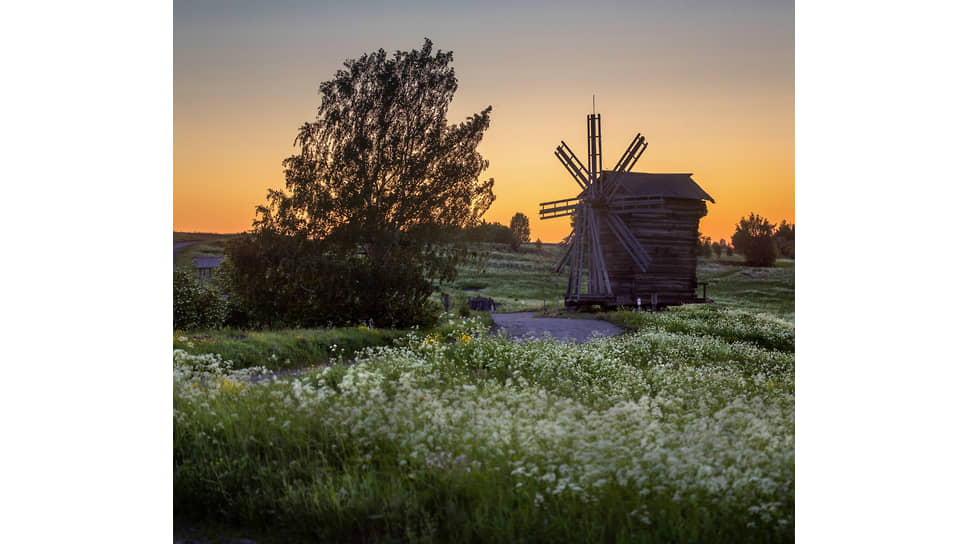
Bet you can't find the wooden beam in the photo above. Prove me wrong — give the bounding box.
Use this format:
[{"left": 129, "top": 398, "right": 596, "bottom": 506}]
[
  {"left": 575, "top": 207, "right": 586, "bottom": 295},
  {"left": 608, "top": 195, "right": 663, "bottom": 209},
  {"left": 555, "top": 142, "right": 590, "bottom": 189},
  {"left": 587, "top": 207, "right": 612, "bottom": 295},
  {"left": 606, "top": 139, "right": 647, "bottom": 200},
  {"left": 554, "top": 228, "right": 575, "bottom": 273},
  {"left": 555, "top": 149, "right": 588, "bottom": 190},
  {"left": 539, "top": 196, "right": 581, "bottom": 207},
  {"left": 606, "top": 213, "right": 652, "bottom": 273}
]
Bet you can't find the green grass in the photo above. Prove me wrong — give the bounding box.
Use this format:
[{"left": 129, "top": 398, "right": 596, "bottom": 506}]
[
  {"left": 172, "top": 326, "right": 407, "bottom": 371},
  {"left": 604, "top": 304, "right": 795, "bottom": 353},
  {"left": 697, "top": 257, "right": 795, "bottom": 322},
  {"left": 172, "top": 239, "right": 795, "bottom": 542},
  {"left": 174, "top": 316, "right": 793, "bottom": 543},
  {"left": 440, "top": 243, "right": 569, "bottom": 312},
  {"left": 438, "top": 244, "right": 794, "bottom": 320},
  {"left": 173, "top": 313, "right": 495, "bottom": 372}
]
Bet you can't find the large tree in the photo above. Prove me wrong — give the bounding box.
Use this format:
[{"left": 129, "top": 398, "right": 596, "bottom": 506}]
[
  {"left": 257, "top": 38, "right": 494, "bottom": 240},
  {"left": 227, "top": 39, "right": 496, "bottom": 328}
]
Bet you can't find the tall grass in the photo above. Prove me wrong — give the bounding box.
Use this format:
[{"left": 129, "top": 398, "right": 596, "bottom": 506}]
[
  {"left": 697, "top": 258, "right": 795, "bottom": 322},
  {"left": 173, "top": 313, "right": 494, "bottom": 372},
  {"left": 174, "top": 316, "right": 793, "bottom": 542},
  {"left": 605, "top": 305, "right": 795, "bottom": 353},
  {"left": 172, "top": 327, "right": 406, "bottom": 371}
]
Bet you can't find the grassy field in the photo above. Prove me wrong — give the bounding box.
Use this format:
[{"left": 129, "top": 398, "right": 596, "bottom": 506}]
[
  {"left": 440, "top": 242, "right": 794, "bottom": 322},
  {"left": 697, "top": 257, "right": 795, "bottom": 323},
  {"left": 175, "top": 312, "right": 793, "bottom": 542},
  {"left": 174, "top": 234, "right": 792, "bottom": 320},
  {"left": 440, "top": 243, "right": 569, "bottom": 313},
  {"left": 173, "top": 233, "right": 794, "bottom": 542}
]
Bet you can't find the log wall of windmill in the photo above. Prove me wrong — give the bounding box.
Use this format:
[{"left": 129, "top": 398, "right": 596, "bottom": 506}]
[{"left": 598, "top": 199, "right": 707, "bottom": 305}]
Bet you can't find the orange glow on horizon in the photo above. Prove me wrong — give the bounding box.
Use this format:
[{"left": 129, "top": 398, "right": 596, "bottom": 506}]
[
  {"left": 174, "top": 3, "right": 793, "bottom": 246},
  {"left": 175, "top": 101, "right": 793, "bottom": 244}
]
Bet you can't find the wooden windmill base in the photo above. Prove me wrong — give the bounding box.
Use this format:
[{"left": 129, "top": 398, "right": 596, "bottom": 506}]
[{"left": 564, "top": 291, "right": 711, "bottom": 312}]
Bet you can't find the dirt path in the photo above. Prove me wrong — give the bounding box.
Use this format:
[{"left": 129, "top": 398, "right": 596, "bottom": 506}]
[
  {"left": 174, "top": 241, "right": 198, "bottom": 265},
  {"left": 490, "top": 312, "right": 622, "bottom": 344}
]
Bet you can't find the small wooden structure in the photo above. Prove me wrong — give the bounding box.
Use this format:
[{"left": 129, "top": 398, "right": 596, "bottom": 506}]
[
  {"left": 192, "top": 256, "right": 223, "bottom": 283},
  {"left": 468, "top": 296, "right": 497, "bottom": 311},
  {"left": 539, "top": 113, "right": 714, "bottom": 310}
]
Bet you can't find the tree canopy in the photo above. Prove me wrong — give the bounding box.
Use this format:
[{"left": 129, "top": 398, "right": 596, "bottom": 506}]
[
  {"left": 256, "top": 38, "right": 494, "bottom": 242},
  {"left": 226, "top": 39, "right": 496, "bottom": 328}
]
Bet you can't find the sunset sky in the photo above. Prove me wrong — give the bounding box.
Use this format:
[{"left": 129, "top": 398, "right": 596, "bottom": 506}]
[{"left": 174, "top": 0, "right": 793, "bottom": 243}]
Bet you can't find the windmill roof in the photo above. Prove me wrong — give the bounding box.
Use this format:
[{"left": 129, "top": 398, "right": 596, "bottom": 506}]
[
  {"left": 192, "top": 256, "right": 223, "bottom": 269},
  {"left": 606, "top": 171, "right": 714, "bottom": 203}
]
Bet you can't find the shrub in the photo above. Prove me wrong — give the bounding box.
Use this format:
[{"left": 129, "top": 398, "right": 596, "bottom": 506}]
[
  {"left": 509, "top": 212, "right": 530, "bottom": 251},
  {"left": 173, "top": 268, "right": 227, "bottom": 330},
  {"left": 731, "top": 213, "right": 777, "bottom": 267},
  {"left": 774, "top": 220, "right": 795, "bottom": 259},
  {"left": 224, "top": 232, "right": 441, "bottom": 329}
]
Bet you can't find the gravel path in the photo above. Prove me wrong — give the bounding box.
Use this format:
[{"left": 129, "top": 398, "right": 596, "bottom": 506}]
[{"left": 490, "top": 312, "right": 622, "bottom": 344}]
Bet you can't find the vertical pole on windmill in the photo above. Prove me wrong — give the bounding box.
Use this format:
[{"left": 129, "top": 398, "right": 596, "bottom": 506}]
[
  {"left": 587, "top": 112, "right": 601, "bottom": 199},
  {"left": 651, "top": 293, "right": 658, "bottom": 313}
]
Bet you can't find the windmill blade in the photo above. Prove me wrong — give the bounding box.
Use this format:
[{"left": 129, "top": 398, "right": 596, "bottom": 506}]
[
  {"left": 555, "top": 141, "right": 590, "bottom": 189},
  {"left": 554, "top": 228, "right": 575, "bottom": 273},
  {"left": 560, "top": 141, "right": 590, "bottom": 179},
  {"left": 539, "top": 196, "right": 581, "bottom": 220},
  {"left": 573, "top": 207, "right": 587, "bottom": 296},
  {"left": 585, "top": 207, "right": 613, "bottom": 295},
  {"left": 606, "top": 139, "right": 647, "bottom": 201},
  {"left": 605, "top": 213, "right": 652, "bottom": 274},
  {"left": 611, "top": 133, "right": 642, "bottom": 172},
  {"left": 613, "top": 135, "right": 647, "bottom": 173}
]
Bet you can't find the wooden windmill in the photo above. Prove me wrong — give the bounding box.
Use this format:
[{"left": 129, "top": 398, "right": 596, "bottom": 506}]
[{"left": 539, "top": 113, "right": 714, "bottom": 310}]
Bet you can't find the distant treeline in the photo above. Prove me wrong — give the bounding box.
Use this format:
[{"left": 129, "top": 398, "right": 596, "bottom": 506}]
[
  {"left": 461, "top": 221, "right": 515, "bottom": 244},
  {"left": 699, "top": 213, "right": 794, "bottom": 266}
]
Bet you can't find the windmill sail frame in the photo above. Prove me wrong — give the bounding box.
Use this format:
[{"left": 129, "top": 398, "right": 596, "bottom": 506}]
[{"left": 539, "top": 112, "right": 715, "bottom": 310}]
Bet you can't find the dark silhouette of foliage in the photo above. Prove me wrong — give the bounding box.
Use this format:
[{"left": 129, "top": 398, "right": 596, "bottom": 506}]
[
  {"left": 463, "top": 221, "right": 513, "bottom": 244},
  {"left": 697, "top": 234, "right": 713, "bottom": 258},
  {"left": 774, "top": 220, "right": 795, "bottom": 259},
  {"left": 509, "top": 212, "right": 530, "bottom": 251},
  {"left": 223, "top": 231, "right": 441, "bottom": 328},
  {"left": 173, "top": 268, "right": 227, "bottom": 330},
  {"left": 731, "top": 213, "right": 777, "bottom": 267},
  {"left": 227, "top": 39, "right": 495, "bottom": 328},
  {"left": 712, "top": 242, "right": 722, "bottom": 258}
]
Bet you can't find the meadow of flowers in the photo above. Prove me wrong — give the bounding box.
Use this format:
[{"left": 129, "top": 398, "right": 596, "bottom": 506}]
[{"left": 174, "top": 310, "right": 794, "bottom": 542}]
